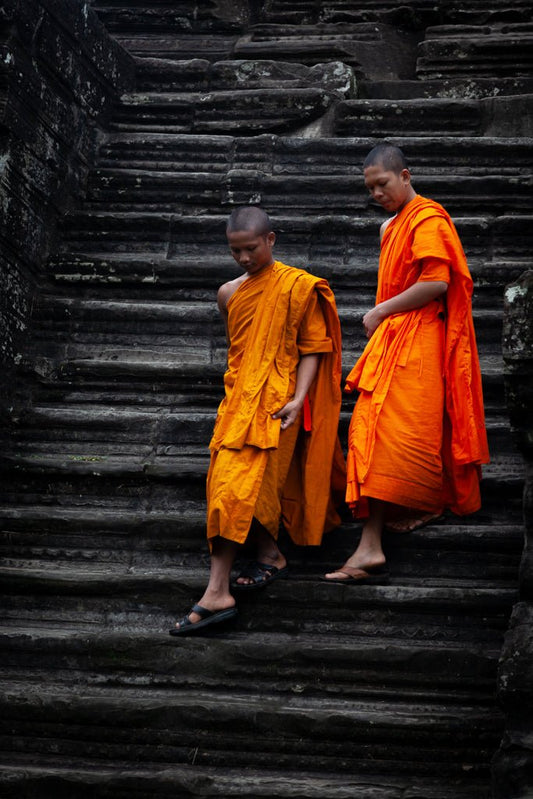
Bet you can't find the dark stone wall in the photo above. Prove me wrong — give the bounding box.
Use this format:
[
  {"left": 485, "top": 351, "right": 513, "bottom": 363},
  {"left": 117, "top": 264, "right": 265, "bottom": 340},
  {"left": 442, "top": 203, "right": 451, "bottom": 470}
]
[
  {"left": 0, "top": 0, "right": 134, "bottom": 414},
  {"left": 494, "top": 269, "right": 533, "bottom": 798}
]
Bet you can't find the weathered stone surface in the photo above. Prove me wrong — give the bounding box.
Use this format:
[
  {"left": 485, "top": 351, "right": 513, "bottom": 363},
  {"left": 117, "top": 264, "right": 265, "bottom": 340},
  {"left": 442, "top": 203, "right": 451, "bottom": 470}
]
[
  {"left": 0, "top": 0, "right": 134, "bottom": 412},
  {"left": 234, "top": 22, "right": 418, "bottom": 80},
  {"left": 335, "top": 94, "right": 533, "bottom": 137},
  {"left": 494, "top": 270, "right": 533, "bottom": 797},
  {"left": 111, "top": 59, "right": 354, "bottom": 137},
  {"left": 0, "top": 1, "right": 532, "bottom": 797},
  {"left": 418, "top": 24, "right": 533, "bottom": 80}
]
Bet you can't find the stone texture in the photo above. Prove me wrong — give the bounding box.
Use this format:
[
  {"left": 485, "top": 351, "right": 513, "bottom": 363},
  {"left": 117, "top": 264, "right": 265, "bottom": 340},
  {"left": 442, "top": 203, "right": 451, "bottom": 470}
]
[
  {"left": 0, "top": 0, "right": 134, "bottom": 412},
  {"left": 494, "top": 271, "right": 533, "bottom": 798},
  {"left": 0, "top": 1, "right": 532, "bottom": 797}
]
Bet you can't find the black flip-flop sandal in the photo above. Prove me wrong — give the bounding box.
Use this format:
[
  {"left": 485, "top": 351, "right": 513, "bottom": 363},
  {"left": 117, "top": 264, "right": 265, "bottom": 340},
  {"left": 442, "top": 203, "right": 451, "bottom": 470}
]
[
  {"left": 231, "top": 560, "right": 289, "bottom": 592},
  {"left": 169, "top": 603, "right": 237, "bottom": 636}
]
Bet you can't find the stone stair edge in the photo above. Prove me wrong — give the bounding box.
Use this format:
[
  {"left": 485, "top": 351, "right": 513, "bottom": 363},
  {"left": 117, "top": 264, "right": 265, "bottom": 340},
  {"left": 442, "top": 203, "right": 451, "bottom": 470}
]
[
  {"left": 0, "top": 624, "right": 503, "bottom": 655},
  {"left": 0, "top": 503, "right": 522, "bottom": 543},
  {"left": 0, "top": 662, "right": 501, "bottom": 705},
  {"left": 0, "top": 676, "right": 505, "bottom": 721},
  {"left": 57, "top": 211, "right": 533, "bottom": 228},
  {"left": 0, "top": 565, "right": 518, "bottom": 604},
  {"left": 99, "top": 130, "right": 533, "bottom": 147},
  {"left": 0, "top": 758, "right": 492, "bottom": 799}
]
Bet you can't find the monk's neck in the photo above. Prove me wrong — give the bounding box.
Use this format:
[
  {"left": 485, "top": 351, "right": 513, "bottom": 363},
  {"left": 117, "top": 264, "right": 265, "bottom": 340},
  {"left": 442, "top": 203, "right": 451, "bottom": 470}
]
[{"left": 244, "top": 260, "right": 276, "bottom": 281}]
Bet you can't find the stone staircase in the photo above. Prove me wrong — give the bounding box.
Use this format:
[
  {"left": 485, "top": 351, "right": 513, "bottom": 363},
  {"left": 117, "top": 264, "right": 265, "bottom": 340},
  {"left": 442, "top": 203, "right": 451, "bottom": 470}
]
[{"left": 0, "top": 1, "right": 531, "bottom": 796}]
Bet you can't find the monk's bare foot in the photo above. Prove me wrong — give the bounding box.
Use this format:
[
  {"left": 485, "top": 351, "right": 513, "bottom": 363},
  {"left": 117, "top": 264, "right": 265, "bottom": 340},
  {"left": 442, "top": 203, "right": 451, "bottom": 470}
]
[
  {"left": 324, "top": 545, "right": 386, "bottom": 582},
  {"left": 324, "top": 559, "right": 387, "bottom": 581},
  {"left": 385, "top": 511, "right": 443, "bottom": 534}
]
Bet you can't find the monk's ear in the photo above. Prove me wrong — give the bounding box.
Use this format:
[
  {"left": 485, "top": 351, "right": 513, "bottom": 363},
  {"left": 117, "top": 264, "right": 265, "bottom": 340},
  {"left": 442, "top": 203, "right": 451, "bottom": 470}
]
[
  {"left": 400, "top": 168, "right": 411, "bottom": 185},
  {"left": 267, "top": 231, "right": 276, "bottom": 247}
]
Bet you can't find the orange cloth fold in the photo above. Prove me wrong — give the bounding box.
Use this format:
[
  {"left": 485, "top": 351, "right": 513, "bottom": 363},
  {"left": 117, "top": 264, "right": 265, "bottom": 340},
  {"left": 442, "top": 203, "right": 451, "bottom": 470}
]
[
  {"left": 345, "top": 195, "right": 489, "bottom": 518},
  {"left": 207, "top": 261, "right": 344, "bottom": 546}
]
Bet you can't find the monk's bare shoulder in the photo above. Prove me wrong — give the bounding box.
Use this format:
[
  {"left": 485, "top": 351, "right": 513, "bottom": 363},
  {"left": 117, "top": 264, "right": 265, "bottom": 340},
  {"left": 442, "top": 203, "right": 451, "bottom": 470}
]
[
  {"left": 217, "top": 274, "right": 248, "bottom": 314},
  {"left": 379, "top": 216, "right": 395, "bottom": 241}
]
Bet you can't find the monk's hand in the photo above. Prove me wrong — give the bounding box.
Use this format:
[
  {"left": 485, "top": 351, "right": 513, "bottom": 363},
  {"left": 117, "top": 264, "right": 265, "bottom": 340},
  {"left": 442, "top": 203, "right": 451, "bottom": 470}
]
[
  {"left": 272, "top": 399, "right": 301, "bottom": 430},
  {"left": 363, "top": 304, "right": 386, "bottom": 338}
]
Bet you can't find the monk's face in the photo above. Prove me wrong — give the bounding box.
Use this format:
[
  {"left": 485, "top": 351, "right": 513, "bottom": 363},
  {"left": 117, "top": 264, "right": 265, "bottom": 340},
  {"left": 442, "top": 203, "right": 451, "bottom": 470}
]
[
  {"left": 363, "top": 163, "right": 414, "bottom": 213},
  {"left": 227, "top": 229, "right": 275, "bottom": 275}
]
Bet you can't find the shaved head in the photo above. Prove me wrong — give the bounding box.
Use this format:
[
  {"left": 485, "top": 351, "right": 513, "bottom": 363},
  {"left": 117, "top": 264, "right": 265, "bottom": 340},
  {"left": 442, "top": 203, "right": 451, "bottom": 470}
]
[
  {"left": 363, "top": 144, "right": 408, "bottom": 174},
  {"left": 226, "top": 206, "right": 272, "bottom": 236}
]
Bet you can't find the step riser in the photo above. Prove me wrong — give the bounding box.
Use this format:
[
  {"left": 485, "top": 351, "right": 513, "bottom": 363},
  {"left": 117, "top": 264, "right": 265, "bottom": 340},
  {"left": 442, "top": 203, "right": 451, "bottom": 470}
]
[{"left": 0, "top": 693, "right": 503, "bottom": 774}]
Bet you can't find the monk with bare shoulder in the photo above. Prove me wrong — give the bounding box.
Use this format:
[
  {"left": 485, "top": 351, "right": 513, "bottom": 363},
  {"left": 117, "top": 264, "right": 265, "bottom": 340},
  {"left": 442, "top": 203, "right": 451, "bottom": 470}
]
[{"left": 171, "top": 206, "right": 344, "bottom": 635}]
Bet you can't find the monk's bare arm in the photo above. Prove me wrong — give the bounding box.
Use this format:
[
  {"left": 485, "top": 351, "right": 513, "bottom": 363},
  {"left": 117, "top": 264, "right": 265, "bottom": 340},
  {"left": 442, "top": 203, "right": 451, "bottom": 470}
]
[
  {"left": 363, "top": 280, "right": 448, "bottom": 338},
  {"left": 272, "top": 353, "right": 320, "bottom": 431}
]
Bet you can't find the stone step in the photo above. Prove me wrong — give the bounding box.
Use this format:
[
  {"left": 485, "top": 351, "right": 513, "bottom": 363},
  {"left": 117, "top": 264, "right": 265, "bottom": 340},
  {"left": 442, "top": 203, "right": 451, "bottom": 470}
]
[
  {"left": 417, "top": 24, "right": 533, "bottom": 80},
  {"left": 0, "top": 755, "right": 495, "bottom": 799},
  {"left": 360, "top": 77, "right": 533, "bottom": 99},
  {"left": 232, "top": 23, "right": 416, "bottom": 80},
  {"left": 53, "top": 211, "right": 533, "bottom": 298},
  {"left": 91, "top": 0, "right": 533, "bottom": 33},
  {"left": 0, "top": 625, "right": 503, "bottom": 696},
  {"left": 29, "top": 294, "right": 503, "bottom": 350},
  {"left": 3, "top": 390, "right": 512, "bottom": 440},
  {"left": 0, "top": 450, "right": 524, "bottom": 532},
  {"left": 46, "top": 252, "right": 528, "bottom": 307},
  {"left": 18, "top": 353, "right": 514, "bottom": 425},
  {"left": 0, "top": 518, "right": 522, "bottom": 588},
  {"left": 109, "top": 33, "right": 240, "bottom": 62},
  {"left": 96, "top": 132, "right": 533, "bottom": 174},
  {"left": 19, "top": 343, "right": 514, "bottom": 409},
  {"left": 0, "top": 680, "right": 502, "bottom": 778},
  {"left": 334, "top": 95, "right": 533, "bottom": 137},
  {"left": 0, "top": 562, "right": 518, "bottom": 635},
  {"left": 133, "top": 57, "right": 354, "bottom": 96},
  {"left": 251, "top": 1, "right": 533, "bottom": 27},
  {"left": 85, "top": 165, "right": 533, "bottom": 215},
  {"left": 110, "top": 86, "right": 345, "bottom": 135}
]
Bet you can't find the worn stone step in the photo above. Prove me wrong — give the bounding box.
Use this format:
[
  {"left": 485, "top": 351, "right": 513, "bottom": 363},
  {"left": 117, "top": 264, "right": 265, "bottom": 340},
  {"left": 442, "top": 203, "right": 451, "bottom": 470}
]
[
  {"left": 334, "top": 95, "right": 533, "bottom": 137},
  {"left": 85, "top": 166, "right": 533, "bottom": 215},
  {"left": 110, "top": 33, "right": 240, "bottom": 62},
  {"left": 417, "top": 24, "right": 533, "bottom": 80},
  {"left": 0, "top": 755, "right": 495, "bottom": 799},
  {"left": 0, "top": 555, "right": 518, "bottom": 612},
  {"left": 1, "top": 442, "right": 522, "bottom": 485},
  {"left": 231, "top": 22, "right": 417, "bottom": 81},
  {"left": 45, "top": 252, "right": 528, "bottom": 308},
  {"left": 56, "top": 211, "right": 533, "bottom": 277},
  {"left": 110, "top": 86, "right": 344, "bottom": 135},
  {"left": 0, "top": 494, "right": 522, "bottom": 572},
  {"left": 360, "top": 77, "right": 533, "bottom": 99},
  {"left": 252, "top": 1, "right": 533, "bottom": 27},
  {"left": 29, "top": 296, "right": 503, "bottom": 361},
  {"left": 0, "top": 492, "right": 522, "bottom": 554},
  {"left": 96, "top": 132, "right": 533, "bottom": 174},
  {"left": 0, "top": 625, "right": 503, "bottom": 697},
  {"left": 133, "top": 57, "right": 354, "bottom": 97},
  {"left": 2, "top": 397, "right": 513, "bottom": 450},
  {"left": 0, "top": 680, "right": 501, "bottom": 778},
  {"left": 0, "top": 590, "right": 515, "bottom": 662}
]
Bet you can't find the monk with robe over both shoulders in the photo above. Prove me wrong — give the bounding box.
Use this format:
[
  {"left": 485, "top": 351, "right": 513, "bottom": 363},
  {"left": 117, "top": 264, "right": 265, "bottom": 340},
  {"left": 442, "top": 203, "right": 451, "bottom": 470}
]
[
  {"left": 171, "top": 206, "right": 344, "bottom": 634},
  {"left": 325, "top": 144, "right": 489, "bottom": 584}
]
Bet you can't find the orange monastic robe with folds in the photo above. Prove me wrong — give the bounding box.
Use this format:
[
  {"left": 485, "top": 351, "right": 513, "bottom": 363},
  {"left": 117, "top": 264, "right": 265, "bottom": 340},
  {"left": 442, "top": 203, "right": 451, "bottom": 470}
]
[
  {"left": 207, "top": 261, "right": 344, "bottom": 547},
  {"left": 345, "top": 195, "right": 489, "bottom": 519}
]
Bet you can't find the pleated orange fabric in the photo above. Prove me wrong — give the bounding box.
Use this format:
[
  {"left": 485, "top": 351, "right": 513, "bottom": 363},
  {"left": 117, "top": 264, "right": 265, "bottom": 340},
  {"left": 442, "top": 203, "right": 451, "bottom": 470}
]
[
  {"left": 345, "top": 195, "right": 489, "bottom": 519},
  {"left": 207, "top": 261, "right": 344, "bottom": 547}
]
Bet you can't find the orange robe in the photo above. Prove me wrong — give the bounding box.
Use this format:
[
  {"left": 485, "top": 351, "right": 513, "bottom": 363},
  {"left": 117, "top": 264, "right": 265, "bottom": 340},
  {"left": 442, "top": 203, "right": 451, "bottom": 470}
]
[
  {"left": 345, "top": 195, "right": 489, "bottom": 519},
  {"left": 207, "top": 260, "right": 344, "bottom": 547}
]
